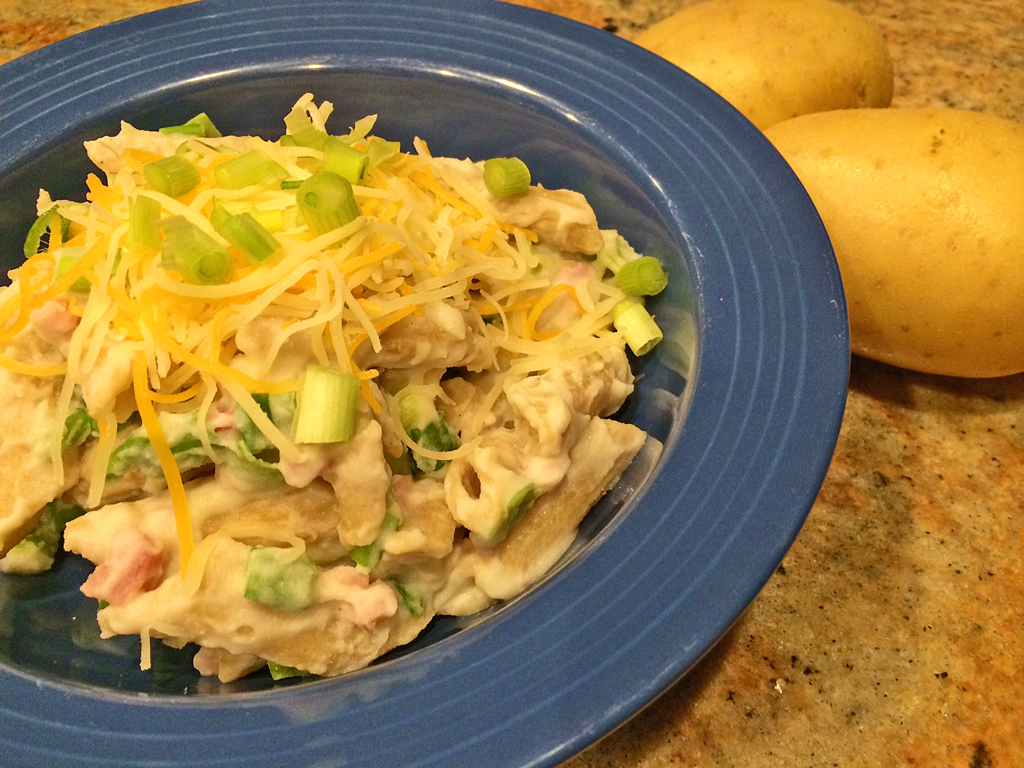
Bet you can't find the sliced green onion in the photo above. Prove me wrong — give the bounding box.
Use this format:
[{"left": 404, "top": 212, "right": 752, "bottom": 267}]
[
  {"left": 62, "top": 408, "right": 97, "bottom": 453},
  {"left": 292, "top": 365, "right": 361, "bottom": 444},
  {"left": 267, "top": 662, "right": 311, "bottom": 681},
  {"left": 366, "top": 136, "right": 401, "bottom": 167},
  {"left": 483, "top": 157, "right": 531, "bottom": 197},
  {"left": 159, "top": 216, "right": 234, "bottom": 285},
  {"left": 345, "top": 114, "right": 377, "bottom": 143},
  {"left": 1, "top": 499, "right": 86, "bottom": 574},
  {"left": 159, "top": 112, "right": 221, "bottom": 138},
  {"left": 615, "top": 256, "right": 668, "bottom": 296},
  {"left": 106, "top": 433, "right": 151, "bottom": 479},
  {"left": 321, "top": 137, "right": 369, "bottom": 183},
  {"left": 295, "top": 172, "right": 361, "bottom": 235},
  {"left": 349, "top": 510, "right": 400, "bottom": 570},
  {"left": 54, "top": 247, "right": 92, "bottom": 292},
  {"left": 126, "top": 195, "right": 163, "bottom": 254},
  {"left": 279, "top": 180, "right": 302, "bottom": 190},
  {"left": 613, "top": 300, "right": 663, "bottom": 356},
  {"left": 23, "top": 205, "right": 69, "bottom": 258},
  {"left": 143, "top": 155, "right": 200, "bottom": 198},
  {"left": 243, "top": 546, "right": 317, "bottom": 612},
  {"left": 396, "top": 386, "right": 460, "bottom": 476},
  {"left": 387, "top": 577, "right": 424, "bottom": 616},
  {"left": 289, "top": 126, "right": 328, "bottom": 150},
  {"left": 211, "top": 201, "right": 281, "bottom": 264},
  {"left": 159, "top": 122, "right": 204, "bottom": 137},
  {"left": 214, "top": 149, "right": 288, "bottom": 190}
]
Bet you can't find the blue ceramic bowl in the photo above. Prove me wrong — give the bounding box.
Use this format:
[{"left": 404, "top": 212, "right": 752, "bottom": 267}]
[{"left": 0, "top": 1, "right": 848, "bottom": 765}]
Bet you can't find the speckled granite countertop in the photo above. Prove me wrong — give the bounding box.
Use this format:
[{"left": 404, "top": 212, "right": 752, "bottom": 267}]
[{"left": 2, "top": 1, "right": 1022, "bottom": 765}]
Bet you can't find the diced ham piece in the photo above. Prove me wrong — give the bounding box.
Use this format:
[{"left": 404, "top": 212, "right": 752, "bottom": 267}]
[
  {"left": 391, "top": 474, "right": 415, "bottom": 509},
  {"left": 320, "top": 566, "right": 398, "bottom": 627},
  {"left": 192, "top": 646, "right": 221, "bottom": 677},
  {"left": 80, "top": 527, "right": 165, "bottom": 606},
  {"left": 30, "top": 300, "right": 78, "bottom": 342},
  {"left": 207, "top": 401, "right": 240, "bottom": 442}
]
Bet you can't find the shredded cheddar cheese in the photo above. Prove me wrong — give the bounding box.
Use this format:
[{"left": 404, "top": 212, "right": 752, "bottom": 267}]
[{"left": 133, "top": 352, "right": 195, "bottom": 573}]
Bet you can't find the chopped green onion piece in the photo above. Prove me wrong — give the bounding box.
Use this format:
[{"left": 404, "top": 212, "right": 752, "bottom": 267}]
[
  {"left": 349, "top": 510, "right": 400, "bottom": 570},
  {"left": 268, "top": 662, "right": 311, "bottom": 681},
  {"left": 106, "top": 433, "right": 152, "bottom": 479},
  {"left": 243, "top": 546, "right": 317, "bottom": 612},
  {"left": 321, "top": 137, "right": 369, "bottom": 183},
  {"left": 126, "top": 195, "right": 163, "bottom": 254},
  {"left": 292, "top": 366, "right": 361, "bottom": 444},
  {"left": 387, "top": 577, "right": 424, "bottom": 616},
  {"left": 596, "top": 230, "right": 646, "bottom": 275},
  {"left": 283, "top": 106, "right": 316, "bottom": 138},
  {"left": 214, "top": 149, "right": 288, "bottom": 190},
  {"left": 211, "top": 201, "right": 281, "bottom": 263},
  {"left": 23, "top": 205, "right": 69, "bottom": 258},
  {"left": 483, "top": 157, "right": 531, "bottom": 197},
  {"left": 613, "top": 300, "right": 663, "bottom": 356},
  {"left": 143, "top": 155, "right": 200, "bottom": 198},
  {"left": 279, "top": 180, "right": 302, "bottom": 190},
  {"left": 159, "top": 112, "right": 221, "bottom": 138},
  {"left": 62, "top": 408, "right": 97, "bottom": 452},
  {"left": 346, "top": 114, "right": 377, "bottom": 143},
  {"left": 296, "top": 171, "right": 361, "bottom": 235},
  {"left": 159, "top": 122, "right": 204, "bottom": 137},
  {"left": 54, "top": 248, "right": 92, "bottom": 292},
  {"left": 366, "top": 136, "right": 401, "bottom": 167},
  {"left": 159, "top": 216, "right": 234, "bottom": 285},
  {"left": 252, "top": 392, "right": 273, "bottom": 420},
  {"left": 397, "top": 389, "right": 424, "bottom": 433},
  {"left": 615, "top": 256, "right": 668, "bottom": 296},
  {"left": 2, "top": 499, "right": 86, "bottom": 574},
  {"left": 396, "top": 387, "right": 460, "bottom": 476},
  {"left": 289, "top": 126, "right": 328, "bottom": 150},
  {"left": 188, "top": 112, "right": 221, "bottom": 137}
]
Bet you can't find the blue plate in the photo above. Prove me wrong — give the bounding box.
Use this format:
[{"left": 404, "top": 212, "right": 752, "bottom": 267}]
[{"left": 0, "top": 1, "right": 848, "bottom": 765}]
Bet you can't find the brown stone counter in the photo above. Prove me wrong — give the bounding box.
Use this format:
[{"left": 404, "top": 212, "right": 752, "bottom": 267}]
[{"left": 2, "top": 1, "right": 1022, "bottom": 765}]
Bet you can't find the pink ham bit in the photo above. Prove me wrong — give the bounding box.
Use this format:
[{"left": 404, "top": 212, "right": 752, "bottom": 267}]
[
  {"left": 30, "top": 300, "right": 78, "bottom": 340},
  {"left": 207, "top": 401, "right": 240, "bottom": 441},
  {"left": 322, "top": 566, "right": 398, "bottom": 627},
  {"left": 191, "top": 646, "right": 221, "bottom": 677},
  {"left": 391, "top": 474, "right": 414, "bottom": 509},
  {"left": 80, "top": 528, "right": 165, "bottom": 606}
]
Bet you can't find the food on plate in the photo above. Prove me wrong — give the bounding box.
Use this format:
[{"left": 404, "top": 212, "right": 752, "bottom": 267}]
[
  {"left": 765, "top": 107, "right": 1024, "bottom": 378},
  {"left": 0, "top": 94, "right": 665, "bottom": 680},
  {"left": 633, "top": 0, "right": 893, "bottom": 130}
]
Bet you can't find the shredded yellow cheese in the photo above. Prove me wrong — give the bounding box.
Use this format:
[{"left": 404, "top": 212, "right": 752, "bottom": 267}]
[
  {"left": 87, "top": 412, "right": 118, "bottom": 509},
  {"left": 0, "top": 353, "right": 66, "bottom": 377},
  {"left": 132, "top": 352, "right": 195, "bottom": 574}
]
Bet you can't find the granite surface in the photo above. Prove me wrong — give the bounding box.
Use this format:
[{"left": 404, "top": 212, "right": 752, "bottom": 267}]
[{"left": 1, "top": 1, "right": 1022, "bottom": 766}]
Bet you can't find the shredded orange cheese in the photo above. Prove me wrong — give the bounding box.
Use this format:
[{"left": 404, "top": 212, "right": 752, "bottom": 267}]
[
  {"left": 132, "top": 352, "right": 195, "bottom": 574},
  {"left": 525, "top": 283, "right": 587, "bottom": 341}
]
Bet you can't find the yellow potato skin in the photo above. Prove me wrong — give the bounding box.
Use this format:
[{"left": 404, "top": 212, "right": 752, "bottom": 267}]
[
  {"left": 633, "top": 0, "right": 893, "bottom": 130},
  {"left": 764, "top": 108, "right": 1024, "bottom": 378}
]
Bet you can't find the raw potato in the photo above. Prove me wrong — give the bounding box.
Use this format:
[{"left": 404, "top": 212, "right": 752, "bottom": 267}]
[
  {"left": 764, "top": 108, "right": 1024, "bottom": 378},
  {"left": 633, "top": 0, "right": 893, "bottom": 129}
]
